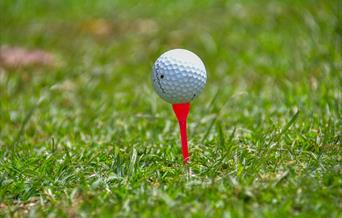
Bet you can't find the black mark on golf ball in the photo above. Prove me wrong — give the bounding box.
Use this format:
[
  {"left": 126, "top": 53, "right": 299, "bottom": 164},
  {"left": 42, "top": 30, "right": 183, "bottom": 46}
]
[
  {"left": 155, "top": 69, "right": 166, "bottom": 94},
  {"left": 191, "top": 94, "right": 196, "bottom": 100},
  {"left": 160, "top": 75, "right": 164, "bottom": 79}
]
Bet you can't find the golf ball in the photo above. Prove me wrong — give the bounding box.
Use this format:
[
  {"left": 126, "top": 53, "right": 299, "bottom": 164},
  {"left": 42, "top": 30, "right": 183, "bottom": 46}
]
[{"left": 152, "top": 49, "right": 207, "bottom": 104}]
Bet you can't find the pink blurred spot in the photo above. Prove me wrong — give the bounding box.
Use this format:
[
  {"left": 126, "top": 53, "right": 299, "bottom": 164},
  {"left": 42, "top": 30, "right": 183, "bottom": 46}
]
[{"left": 0, "top": 46, "right": 56, "bottom": 68}]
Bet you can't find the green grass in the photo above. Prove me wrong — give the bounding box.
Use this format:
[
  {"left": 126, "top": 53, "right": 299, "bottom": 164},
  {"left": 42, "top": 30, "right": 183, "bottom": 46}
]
[{"left": 0, "top": 0, "right": 341, "bottom": 217}]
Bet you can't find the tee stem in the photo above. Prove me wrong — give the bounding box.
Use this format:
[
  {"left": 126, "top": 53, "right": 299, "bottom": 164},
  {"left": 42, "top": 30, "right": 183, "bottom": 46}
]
[{"left": 172, "top": 103, "right": 190, "bottom": 164}]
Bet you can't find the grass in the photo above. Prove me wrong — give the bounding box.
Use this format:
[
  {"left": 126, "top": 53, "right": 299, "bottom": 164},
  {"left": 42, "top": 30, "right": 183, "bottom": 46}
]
[{"left": 0, "top": 0, "right": 341, "bottom": 217}]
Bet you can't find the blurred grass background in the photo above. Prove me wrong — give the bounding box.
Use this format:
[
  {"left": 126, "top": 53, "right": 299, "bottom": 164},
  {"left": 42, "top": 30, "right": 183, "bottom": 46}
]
[{"left": 0, "top": 0, "right": 341, "bottom": 217}]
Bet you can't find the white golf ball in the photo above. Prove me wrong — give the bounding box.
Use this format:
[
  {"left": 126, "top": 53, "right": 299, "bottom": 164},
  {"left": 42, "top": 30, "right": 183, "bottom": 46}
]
[{"left": 152, "top": 49, "right": 207, "bottom": 104}]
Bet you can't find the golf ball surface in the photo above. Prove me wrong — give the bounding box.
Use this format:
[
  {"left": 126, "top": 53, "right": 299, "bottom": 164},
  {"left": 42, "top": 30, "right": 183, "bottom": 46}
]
[{"left": 152, "top": 49, "right": 207, "bottom": 104}]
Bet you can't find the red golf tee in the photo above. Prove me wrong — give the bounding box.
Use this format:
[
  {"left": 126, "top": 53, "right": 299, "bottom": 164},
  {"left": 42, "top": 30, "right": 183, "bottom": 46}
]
[{"left": 172, "top": 103, "right": 190, "bottom": 164}]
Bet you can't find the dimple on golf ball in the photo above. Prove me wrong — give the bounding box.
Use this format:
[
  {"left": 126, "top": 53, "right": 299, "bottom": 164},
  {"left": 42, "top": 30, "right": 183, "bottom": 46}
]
[{"left": 152, "top": 49, "right": 207, "bottom": 104}]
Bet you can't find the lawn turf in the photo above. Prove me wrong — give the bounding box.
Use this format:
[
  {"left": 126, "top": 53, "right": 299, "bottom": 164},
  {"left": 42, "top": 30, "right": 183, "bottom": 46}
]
[{"left": 0, "top": 0, "right": 341, "bottom": 217}]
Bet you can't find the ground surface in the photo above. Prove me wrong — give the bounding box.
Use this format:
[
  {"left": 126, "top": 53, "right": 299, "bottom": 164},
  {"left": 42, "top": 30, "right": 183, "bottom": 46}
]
[{"left": 0, "top": 0, "right": 341, "bottom": 217}]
